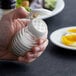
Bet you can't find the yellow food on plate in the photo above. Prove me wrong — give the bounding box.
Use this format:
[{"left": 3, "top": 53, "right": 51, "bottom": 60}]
[
  {"left": 21, "top": 1, "right": 29, "bottom": 7},
  {"left": 67, "top": 28, "right": 76, "bottom": 33},
  {"left": 16, "top": 0, "right": 31, "bottom": 12},
  {"left": 61, "top": 34, "right": 76, "bottom": 47},
  {"left": 61, "top": 28, "right": 76, "bottom": 47}
]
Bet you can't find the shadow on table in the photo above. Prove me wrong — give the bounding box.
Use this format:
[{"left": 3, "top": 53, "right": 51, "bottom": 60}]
[
  {"left": 49, "top": 42, "right": 76, "bottom": 60},
  {"left": 0, "top": 61, "right": 31, "bottom": 76}
]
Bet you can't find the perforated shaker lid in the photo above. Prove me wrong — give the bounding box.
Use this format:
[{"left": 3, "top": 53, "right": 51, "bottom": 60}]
[{"left": 28, "top": 18, "right": 48, "bottom": 37}]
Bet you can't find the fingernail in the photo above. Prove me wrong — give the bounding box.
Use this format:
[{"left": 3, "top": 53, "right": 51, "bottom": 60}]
[
  {"left": 28, "top": 58, "right": 36, "bottom": 63},
  {"left": 18, "top": 57, "right": 24, "bottom": 62},
  {"left": 34, "top": 47, "right": 41, "bottom": 52},
  {"left": 37, "top": 39, "right": 44, "bottom": 45}
]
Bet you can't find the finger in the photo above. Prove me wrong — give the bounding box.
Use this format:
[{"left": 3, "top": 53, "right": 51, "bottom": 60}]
[
  {"left": 35, "top": 51, "right": 44, "bottom": 57},
  {"left": 32, "top": 39, "right": 48, "bottom": 53},
  {"left": 18, "top": 56, "right": 36, "bottom": 63},
  {"left": 2, "top": 7, "right": 29, "bottom": 20},
  {"left": 33, "top": 39, "right": 48, "bottom": 57},
  {"left": 13, "top": 19, "right": 30, "bottom": 33},
  {"left": 18, "top": 52, "right": 37, "bottom": 63},
  {"left": 16, "top": 19, "right": 30, "bottom": 28},
  {"left": 18, "top": 39, "right": 48, "bottom": 63},
  {"left": 39, "top": 39, "right": 48, "bottom": 51},
  {"left": 20, "top": 19, "right": 30, "bottom": 25},
  {"left": 13, "top": 7, "right": 29, "bottom": 19},
  {"left": 36, "top": 38, "right": 46, "bottom": 45},
  {"left": 36, "top": 39, "right": 44, "bottom": 45}
]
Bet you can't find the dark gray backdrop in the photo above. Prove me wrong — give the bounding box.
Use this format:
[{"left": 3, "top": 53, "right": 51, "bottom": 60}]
[{"left": 0, "top": 0, "right": 76, "bottom": 76}]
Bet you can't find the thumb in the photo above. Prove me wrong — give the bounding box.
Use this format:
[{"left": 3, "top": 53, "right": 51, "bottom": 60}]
[{"left": 2, "top": 7, "right": 29, "bottom": 20}]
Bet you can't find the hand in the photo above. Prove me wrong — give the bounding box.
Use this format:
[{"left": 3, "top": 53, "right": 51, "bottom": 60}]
[{"left": 0, "top": 7, "right": 48, "bottom": 63}]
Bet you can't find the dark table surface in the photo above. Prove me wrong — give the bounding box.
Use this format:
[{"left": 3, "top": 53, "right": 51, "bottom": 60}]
[{"left": 1, "top": 0, "right": 76, "bottom": 76}]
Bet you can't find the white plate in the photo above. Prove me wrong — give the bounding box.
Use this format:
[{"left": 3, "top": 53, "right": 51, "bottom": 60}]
[
  {"left": 50, "top": 26, "right": 76, "bottom": 50},
  {"left": 31, "top": 0, "right": 65, "bottom": 19}
]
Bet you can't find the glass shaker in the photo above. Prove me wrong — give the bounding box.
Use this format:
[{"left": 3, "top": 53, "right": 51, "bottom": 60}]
[{"left": 12, "top": 18, "right": 48, "bottom": 56}]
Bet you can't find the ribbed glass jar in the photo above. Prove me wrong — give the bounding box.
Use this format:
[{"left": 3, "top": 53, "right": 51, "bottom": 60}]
[{"left": 12, "top": 18, "right": 48, "bottom": 56}]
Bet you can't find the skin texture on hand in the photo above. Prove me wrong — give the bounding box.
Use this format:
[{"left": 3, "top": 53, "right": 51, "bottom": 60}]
[{"left": 0, "top": 7, "right": 48, "bottom": 63}]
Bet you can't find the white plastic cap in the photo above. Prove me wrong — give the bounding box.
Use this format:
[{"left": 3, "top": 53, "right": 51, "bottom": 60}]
[{"left": 28, "top": 18, "right": 48, "bottom": 38}]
